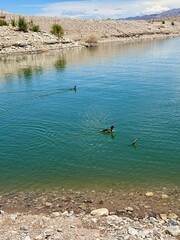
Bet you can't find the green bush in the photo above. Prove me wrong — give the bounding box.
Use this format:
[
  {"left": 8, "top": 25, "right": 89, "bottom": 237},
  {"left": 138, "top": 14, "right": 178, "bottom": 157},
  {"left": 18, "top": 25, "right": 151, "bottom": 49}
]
[
  {"left": 162, "top": 21, "right": 165, "bottom": 24},
  {"left": 10, "top": 19, "right": 16, "bottom": 27},
  {"left": 30, "top": 24, "right": 40, "bottom": 32},
  {"left": 0, "top": 19, "right": 8, "bottom": 26},
  {"left": 171, "top": 21, "right": 175, "bottom": 26},
  {"left": 51, "top": 23, "right": 64, "bottom": 38},
  {"left": 18, "top": 16, "right": 28, "bottom": 32}
]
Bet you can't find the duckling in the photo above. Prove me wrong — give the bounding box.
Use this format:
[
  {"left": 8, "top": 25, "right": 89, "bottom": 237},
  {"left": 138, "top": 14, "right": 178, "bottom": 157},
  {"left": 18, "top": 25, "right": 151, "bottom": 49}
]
[{"left": 102, "top": 125, "right": 114, "bottom": 133}]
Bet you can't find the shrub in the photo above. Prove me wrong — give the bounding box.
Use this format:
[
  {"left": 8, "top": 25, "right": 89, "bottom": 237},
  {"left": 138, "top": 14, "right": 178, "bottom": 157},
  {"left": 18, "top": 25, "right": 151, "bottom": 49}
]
[
  {"left": 86, "top": 33, "right": 98, "bottom": 44},
  {"left": 0, "top": 19, "right": 8, "bottom": 26},
  {"left": 10, "top": 19, "right": 16, "bottom": 27},
  {"left": 30, "top": 24, "right": 40, "bottom": 32},
  {"left": 51, "top": 23, "right": 64, "bottom": 38},
  {"left": 171, "top": 21, "right": 175, "bottom": 26},
  {"left": 18, "top": 16, "right": 28, "bottom": 32},
  {"left": 162, "top": 21, "right": 165, "bottom": 24}
]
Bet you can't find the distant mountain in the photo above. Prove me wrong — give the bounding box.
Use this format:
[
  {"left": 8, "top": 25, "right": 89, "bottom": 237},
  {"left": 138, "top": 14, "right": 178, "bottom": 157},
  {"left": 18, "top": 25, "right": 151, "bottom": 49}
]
[{"left": 124, "top": 8, "right": 180, "bottom": 20}]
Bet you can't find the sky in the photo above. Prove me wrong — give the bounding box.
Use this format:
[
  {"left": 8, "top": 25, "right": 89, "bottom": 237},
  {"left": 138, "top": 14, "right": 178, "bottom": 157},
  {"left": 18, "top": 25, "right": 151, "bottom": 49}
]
[{"left": 1, "top": 0, "right": 180, "bottom": 19}]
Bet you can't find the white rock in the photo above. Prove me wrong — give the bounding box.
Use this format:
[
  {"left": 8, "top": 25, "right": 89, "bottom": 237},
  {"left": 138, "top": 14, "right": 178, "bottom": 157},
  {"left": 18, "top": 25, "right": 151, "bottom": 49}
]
[
  {"left": 137, "top": 230, "right": 150, "bottom": 238},
  {"left": 90, "top": 208, "right": 109, "bottom": 216},
  {"left": 127, "top": 227, "right": 138, "bottom": 236},
  {"left": 0, "top": 210, "right": 5, "bottom": 215},
  {"left": 25, "top": 237, "right": 31, "bottom": 240},
  {"left": 10, "top": 214, "right": 18, "bottom": 220},
  {"left": 166, "top": 226, "right": 180, "bottom": 237},
  {"left": 45, "top": 202, "right": 52, "bottom": 207}
]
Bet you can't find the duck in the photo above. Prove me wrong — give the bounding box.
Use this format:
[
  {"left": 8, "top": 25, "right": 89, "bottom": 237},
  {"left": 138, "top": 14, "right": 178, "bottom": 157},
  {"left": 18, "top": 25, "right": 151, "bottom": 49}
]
[
  {"left": 132, "top": 139, "right": 138, "bottom": 146},
  {"left": 71, "top": 85, "right": 77, "bottom": 92},
  {"left": 102, "top": 125, "right": 114, "bottom": 133}
]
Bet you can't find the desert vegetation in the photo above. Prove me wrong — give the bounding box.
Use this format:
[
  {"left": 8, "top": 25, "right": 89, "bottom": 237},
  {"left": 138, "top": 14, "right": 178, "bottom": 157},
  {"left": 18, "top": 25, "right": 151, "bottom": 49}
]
[{"left": 50, "top": 23, "right": 64, "bottom": 37}]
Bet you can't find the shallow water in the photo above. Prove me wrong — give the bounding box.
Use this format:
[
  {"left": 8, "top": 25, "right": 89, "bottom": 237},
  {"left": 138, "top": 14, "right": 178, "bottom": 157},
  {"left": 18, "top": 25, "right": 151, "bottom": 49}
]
[{"left": 0, "top": 38, "right": 180, "bottom": 192}]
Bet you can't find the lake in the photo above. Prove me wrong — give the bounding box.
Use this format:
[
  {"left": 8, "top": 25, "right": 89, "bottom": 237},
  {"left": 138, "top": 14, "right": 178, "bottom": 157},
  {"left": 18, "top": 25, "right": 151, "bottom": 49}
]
[{"left": 0, "top": 38, "right": 180, "bottom": 193}]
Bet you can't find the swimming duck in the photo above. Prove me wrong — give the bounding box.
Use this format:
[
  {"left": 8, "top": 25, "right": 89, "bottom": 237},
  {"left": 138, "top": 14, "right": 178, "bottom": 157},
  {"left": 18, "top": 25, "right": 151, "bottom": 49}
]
[
  {"left": 71, "top": 85, "right": 77, "bottom": 92},
  {"left": 132, "top": 139, "right": 138, "bottom": 146},
  {"left": 102, "top": 125, "right": 114, "bottom": 133}
]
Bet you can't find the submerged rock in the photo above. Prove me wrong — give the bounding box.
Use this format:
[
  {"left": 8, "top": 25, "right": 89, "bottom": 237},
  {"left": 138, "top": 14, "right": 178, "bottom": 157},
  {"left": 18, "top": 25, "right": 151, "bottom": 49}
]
[{"left": 145, "top": 192, "right": 154, "bottom": 197}]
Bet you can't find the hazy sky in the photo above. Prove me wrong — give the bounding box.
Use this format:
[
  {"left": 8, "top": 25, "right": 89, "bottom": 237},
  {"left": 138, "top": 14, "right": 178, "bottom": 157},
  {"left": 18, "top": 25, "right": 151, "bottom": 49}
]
[{"left": 1, "top": 0, "right": 180, "bottom": 18}]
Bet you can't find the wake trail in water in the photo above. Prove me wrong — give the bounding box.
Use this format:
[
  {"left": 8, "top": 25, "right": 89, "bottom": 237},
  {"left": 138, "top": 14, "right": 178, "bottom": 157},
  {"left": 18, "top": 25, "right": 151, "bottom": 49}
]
[{"left": 0, "top": 88, "right": 76, "bottom": 117}]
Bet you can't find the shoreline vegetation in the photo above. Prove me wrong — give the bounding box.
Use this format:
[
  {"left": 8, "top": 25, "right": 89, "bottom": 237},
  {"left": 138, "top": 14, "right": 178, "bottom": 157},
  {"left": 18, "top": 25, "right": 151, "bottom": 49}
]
[
  {"left": 0, "top": 11, "right": 180, "bottom": 239},
  {"left": 0, "top": 12, "right": 180, "bottom": 56}
]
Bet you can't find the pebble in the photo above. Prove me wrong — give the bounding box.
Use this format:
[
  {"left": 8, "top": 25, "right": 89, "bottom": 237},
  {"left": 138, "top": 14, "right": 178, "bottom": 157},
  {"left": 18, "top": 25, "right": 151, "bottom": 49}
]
[
  {"left": 145, "top": 192, "right": 154, "bottom": 197},
  {"left": 168, "top": 213, "right": 178, "bottom": 219},
  {"left": 125, "top": 207, "right": 134, "bottom": 212},
  {"left": 44, "top": 229, "right": 54, "bottom": 237},
  {"left": 10, "top": 214, "right": 18, "bottom": 220},
  {"left": 0, "top": 210, "right": 5, "bottom": 215},
  {"left": 160, "top": 214, "right": 167, "bottom": 220},
  {"left": 35, "top": 235, "right": 43, "bottom": 240},
  {"left": 20, "top": 225, "right": 29, "bottom": 232},
  {"left": 90, "top": 208, "right": 109, "bottom": 216},
  {"left": 45, "top": 202, "right": 53, "bottom": 207},
  {"left": 51, "top": 212, "right": 60, "bottom": 218},
  {"left": 62, "top": 210, "right": 69, "bottom": 216},
  {"left": 161, "top": 194, "right": 169, "bottom": 199},
  {"left": 127, "top": 227, "right": 138, "bottom": 236},
  {"left": 25, "top": 237, "right": 31, "bottom": 240}
]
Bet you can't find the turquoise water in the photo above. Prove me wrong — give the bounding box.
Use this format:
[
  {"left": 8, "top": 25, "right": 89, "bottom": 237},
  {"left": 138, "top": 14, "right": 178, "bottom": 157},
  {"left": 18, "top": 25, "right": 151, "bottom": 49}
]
[{"left": 0, "top": 38, "right": 180, "bottom": 192}]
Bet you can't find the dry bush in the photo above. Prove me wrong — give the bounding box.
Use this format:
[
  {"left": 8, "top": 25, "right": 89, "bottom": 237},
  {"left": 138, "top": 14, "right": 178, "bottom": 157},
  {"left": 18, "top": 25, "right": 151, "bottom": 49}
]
[{"left": 86, "top": 33, "right": 98, "bottom": 44}]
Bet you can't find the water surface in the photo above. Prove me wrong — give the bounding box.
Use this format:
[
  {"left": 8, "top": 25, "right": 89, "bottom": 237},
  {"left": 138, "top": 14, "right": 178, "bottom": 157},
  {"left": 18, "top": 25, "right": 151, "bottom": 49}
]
[{"left": 0, "top": 38, "right": 180, "bottom": 192}]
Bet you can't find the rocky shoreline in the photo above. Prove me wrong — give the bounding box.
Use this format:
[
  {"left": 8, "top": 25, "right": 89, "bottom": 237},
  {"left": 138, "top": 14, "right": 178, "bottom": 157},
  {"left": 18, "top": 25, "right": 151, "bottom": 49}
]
[
  {"left": 0, "top": 13, "right": 180, "bottom": 55},
  {"left": 0, "top": 187, "right": 179, "bottom": 239}
]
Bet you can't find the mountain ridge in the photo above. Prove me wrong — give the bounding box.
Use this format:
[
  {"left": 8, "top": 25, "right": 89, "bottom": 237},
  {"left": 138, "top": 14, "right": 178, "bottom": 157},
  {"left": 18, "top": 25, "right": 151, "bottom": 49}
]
[{"left": 124, "top": 8, "right": 180, "bottom": 20}]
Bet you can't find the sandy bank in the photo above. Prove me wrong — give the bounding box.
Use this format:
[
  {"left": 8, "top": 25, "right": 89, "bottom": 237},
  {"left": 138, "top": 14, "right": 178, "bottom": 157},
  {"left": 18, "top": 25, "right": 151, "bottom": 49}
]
[{"left": 0, "top": 13, "right": 180, "bottom": 55}]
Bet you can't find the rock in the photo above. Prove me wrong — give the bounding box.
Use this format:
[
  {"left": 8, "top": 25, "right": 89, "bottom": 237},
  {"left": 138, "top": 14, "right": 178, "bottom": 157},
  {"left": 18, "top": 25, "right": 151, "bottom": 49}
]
[
  {"left": 137, "top": 230, "right": 150, "bottom": 238},
  {"left": 125, "top": 207, "right": 134, "bottom": 212},
  {"left": 168, "top": 219, "right": 178, "bottom": 226},
  {"left": 35, "top": 235, "right": 43, "bottom": 240},
  {"left": 90, "top": 208, "right": 109, "bottom": 216},
  {"left": 62, "top": 210, "right": 69, "bottom": 216},
  {"left": 20, "top": 225, "right": 29, "bottom": 232},
  {"left": 160, "top": 214, "right": 167, "bottom": 220},
  {"left": 127, "top": 227, "right": 138, "bottom": 236},
  {"left": 0, "top": 210, "right": 5, "bottom": 215},
  {"left": 162, "top": 194, "right": 169, "bottom": 199},
  {"left": 51, "top": 212, "right": 60, "bottom": 218},
  {"left": 25, "top": 237, "right": 31, "bottom": 240},
  {"left": 10, "top": 214, "right": 18, "bottom": 220},
  {"left": 166, "top": 226, "right": 180, "bottom": 237},
  {"left": 44, "top": 229, "right": 54, "bottom": 237},
  {"left": 145, "top": 192, "right": 154, "bottom": 197},
  {"left": 168, "top": 213, "right": 178, "bottom": 219},
  {"left": 45, "top": 202, "right": 53, "bottom": 207}
]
